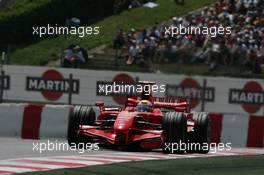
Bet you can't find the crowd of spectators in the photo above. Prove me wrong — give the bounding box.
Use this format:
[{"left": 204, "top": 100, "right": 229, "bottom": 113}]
[{"left": 113, "top": 0, "right": 264, "bottom": 73}]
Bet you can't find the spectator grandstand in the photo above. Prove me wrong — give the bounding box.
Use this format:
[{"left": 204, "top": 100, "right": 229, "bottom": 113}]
[{"left": 112, "top": 0, "right": 264, "bottom": 74}]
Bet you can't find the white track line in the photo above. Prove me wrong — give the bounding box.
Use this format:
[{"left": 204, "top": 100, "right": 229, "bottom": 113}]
[
  {"left": 114, "top": 152, "right": 169, "bottom": 159},
  {"left": 74, "top": 156, "right": 130, "bottom": 162},
  {"left": 0, "top": 167, "right": 33, "bottom": 173},
  {"left": 208, "top": 152, "right": 238, "bottom": 156},
  {"left": 20, "top": 157, "right": 103, "bottom": 166},
  {"left": 83, "top": 154, "right": 155, "bottom": 160},
  {"left": 49, "top": 158, "right": 108, "bottom": 166},
  {"left": 0, "top": 161, "right": 62, "bottom": 169}
]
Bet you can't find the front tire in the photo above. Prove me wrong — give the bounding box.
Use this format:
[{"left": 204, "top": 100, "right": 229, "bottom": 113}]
[
  {"left": 162, "top": 112, "right": 187, "bottom": 154},
  {"left": 67, "top": 106, "right": 95, "bottom": 147}
]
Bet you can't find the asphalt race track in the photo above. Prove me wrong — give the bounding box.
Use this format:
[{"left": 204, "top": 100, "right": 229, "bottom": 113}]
[
  {"left": 0, "top": 138, "right": 263, "bottom": 175},
  {"left": 0, "top": 138, "right": 112, "bottom": 160}
]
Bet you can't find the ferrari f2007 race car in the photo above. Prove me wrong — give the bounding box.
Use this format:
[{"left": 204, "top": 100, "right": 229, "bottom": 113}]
[{"left": 67, "top": 81, "right": 211, "bottom": 154}]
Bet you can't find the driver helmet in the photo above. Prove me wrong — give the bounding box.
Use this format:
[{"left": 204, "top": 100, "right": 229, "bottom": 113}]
[{"left": 136, "top": 100, "right": 153, "bottom": 112}]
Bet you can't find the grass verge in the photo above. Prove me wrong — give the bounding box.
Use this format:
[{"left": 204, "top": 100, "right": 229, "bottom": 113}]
[{"left": 19, "top": 155, "right": 264, "bottom": 175}]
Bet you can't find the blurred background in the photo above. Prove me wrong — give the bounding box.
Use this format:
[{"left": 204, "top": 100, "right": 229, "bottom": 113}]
[{"left": 0, "top": 0, "right": 263, "bottom": 77}]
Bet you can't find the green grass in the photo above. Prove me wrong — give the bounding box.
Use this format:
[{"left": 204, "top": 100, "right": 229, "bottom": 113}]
[
  {"left": 0, "top": 0, "right": 51, "bottom": 19},
  {"left": 19, "top": 155, "right": 264, "bottom": 175},
  {"left": 8, "top": 0, "right": 216, "bottom": 66}
]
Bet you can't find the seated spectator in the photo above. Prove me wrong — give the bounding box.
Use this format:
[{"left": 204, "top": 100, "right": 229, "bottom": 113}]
[
  {"left": 156, "top": 40, "right": 166, "bottom": 63},
  {"left": 113, "top": 29, "right": 126, "bottom": 59},
  {"left": 246, "top": 49, "right": 262, "bottom": 73},
  {"left": 128, "top": 0, "right": 142, "bottom": 9},
  {"left": 61, "top": 45, "right": 88, "bottom": 68},
  {"left": 127, "top": 41, "right": 141, "bottom": 65}
]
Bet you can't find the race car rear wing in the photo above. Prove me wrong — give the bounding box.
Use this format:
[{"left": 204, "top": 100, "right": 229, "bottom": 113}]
[
  {"left": 153, "top": 101, "right": 188, "bottom": 112},
  {"left": 126, "top": 97, "right": 190, "bottom": 112},
  {"left": 153, "top": 97, "right": 190, "bottom": 112}
]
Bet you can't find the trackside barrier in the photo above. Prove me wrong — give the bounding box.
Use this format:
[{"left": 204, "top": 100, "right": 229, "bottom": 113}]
[
  {"left": 21, "top": 104, "right": 71, "bottom": 139},
  {"left": 0, "top": 103, "right": 263, "bottom": 147},
  {"left": 0, "top": 103, "right": 26, "bottom": 137},
  {"left": 0, "top": 103, "right": 71, "bottom": 139},
  {"left": 209, "top": 113, "right": 264, "bottom": 148}
]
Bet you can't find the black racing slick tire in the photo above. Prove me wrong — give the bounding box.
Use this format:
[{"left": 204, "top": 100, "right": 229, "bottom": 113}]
[
  {"left": 188, "top": 112, "right": 211, "bottom": 154},
  {"left": 79, "top": 106, "right": 96, "bottom": 125},
  {"left": 162, "top": 112, "right": 187, "bottom": 154},
  {"left": 67, "top": 106, "right": 95, "bottom": 147}
]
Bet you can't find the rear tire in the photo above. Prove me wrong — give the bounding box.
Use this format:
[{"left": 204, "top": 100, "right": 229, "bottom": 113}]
[
  {"left": 188, "top": 113, "right": 211, "bottom": 154},
  {"left": 162, "top": 112, "right": 187, "bottom": 154},
  {"left": 67, "top": 106, "right": 95, "bottom": 147}
]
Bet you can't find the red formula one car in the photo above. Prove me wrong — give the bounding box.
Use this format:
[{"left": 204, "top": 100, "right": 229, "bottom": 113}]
[{"left": 67, "top": 81, "right": 211, "bottom": 154}]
